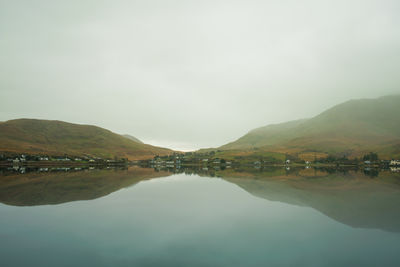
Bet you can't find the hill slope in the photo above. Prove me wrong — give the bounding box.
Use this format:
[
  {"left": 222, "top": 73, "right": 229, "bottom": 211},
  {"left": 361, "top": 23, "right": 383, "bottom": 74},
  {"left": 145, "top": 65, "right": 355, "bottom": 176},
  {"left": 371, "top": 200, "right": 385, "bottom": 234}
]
[
  {"left": 0, "top": 119, "right": 173, "bottom": 160},
  {"left": 220, "top": 95, "right": 400, "bottom": 159}
]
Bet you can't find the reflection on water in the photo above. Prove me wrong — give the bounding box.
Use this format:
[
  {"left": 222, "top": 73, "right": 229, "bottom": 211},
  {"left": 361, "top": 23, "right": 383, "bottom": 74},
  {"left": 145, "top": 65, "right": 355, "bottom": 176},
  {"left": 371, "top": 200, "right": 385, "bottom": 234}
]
[
  {"left": 0, "top": 166, "right": 171, "bottom": 206},
  {"left": 218, "top": 167, "right": 400, "bottom": 232},
  {"left": 1, "top": 166, "right": 400, "bottom": 266}
]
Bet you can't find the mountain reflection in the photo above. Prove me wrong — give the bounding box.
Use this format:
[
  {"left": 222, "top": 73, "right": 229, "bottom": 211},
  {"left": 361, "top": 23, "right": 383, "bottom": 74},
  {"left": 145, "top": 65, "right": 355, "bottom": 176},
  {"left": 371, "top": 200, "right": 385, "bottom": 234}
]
[
  {"left": 1, "top": 165, "right": 399, "bottom": 233},
  {"left": 217, "top": 167, "right": 400, "bottom": 233},
  {"left": 0, "top": 166, "right": 171, "bottom": 206}
]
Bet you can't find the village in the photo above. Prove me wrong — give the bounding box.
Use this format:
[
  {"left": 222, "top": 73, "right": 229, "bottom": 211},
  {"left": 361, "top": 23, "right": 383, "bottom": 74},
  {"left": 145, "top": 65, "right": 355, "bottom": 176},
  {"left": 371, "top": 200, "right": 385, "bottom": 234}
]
[
  {"left": 141, "top": 151, "right": 400, "bottom": 171},
  {"left": 0, "top": 153, "right": 129, "bottom": 167},
  {"left": 1, "top": 151, "right": 400, "bottom": 174}
]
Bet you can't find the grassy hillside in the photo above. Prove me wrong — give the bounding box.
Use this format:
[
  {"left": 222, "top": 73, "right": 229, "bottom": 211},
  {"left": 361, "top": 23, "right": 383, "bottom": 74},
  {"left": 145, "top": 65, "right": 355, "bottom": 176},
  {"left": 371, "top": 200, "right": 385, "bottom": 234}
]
[
  {"left": 219, "top": 95, "right": 400, "bottom": 159},
  {"left": 0, "top": 119, "right": 173, "bottom": 160}
]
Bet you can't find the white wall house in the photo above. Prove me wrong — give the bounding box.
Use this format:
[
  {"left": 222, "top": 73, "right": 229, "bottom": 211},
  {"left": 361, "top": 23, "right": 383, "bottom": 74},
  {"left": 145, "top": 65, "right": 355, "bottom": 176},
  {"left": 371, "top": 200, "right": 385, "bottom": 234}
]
[{"left": 390, "top": 160, "right": 400, "bottom": 166}]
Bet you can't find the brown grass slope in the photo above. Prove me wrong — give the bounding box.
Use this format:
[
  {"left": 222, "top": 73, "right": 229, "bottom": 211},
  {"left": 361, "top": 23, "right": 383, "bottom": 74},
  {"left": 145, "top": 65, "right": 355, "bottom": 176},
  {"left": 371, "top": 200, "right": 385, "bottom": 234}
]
[
  {"left": 0, "top": 119, "right": 173, "bottom": 160},
  {"left": 220, "top": 95, "right": 400, "bottom": 159}
]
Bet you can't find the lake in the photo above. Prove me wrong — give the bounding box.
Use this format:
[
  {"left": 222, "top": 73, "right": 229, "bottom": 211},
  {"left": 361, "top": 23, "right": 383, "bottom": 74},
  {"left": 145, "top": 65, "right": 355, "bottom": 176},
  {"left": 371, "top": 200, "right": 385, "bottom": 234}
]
[{"left": 1, "top": 166, "right": 400, "bottom": 266}]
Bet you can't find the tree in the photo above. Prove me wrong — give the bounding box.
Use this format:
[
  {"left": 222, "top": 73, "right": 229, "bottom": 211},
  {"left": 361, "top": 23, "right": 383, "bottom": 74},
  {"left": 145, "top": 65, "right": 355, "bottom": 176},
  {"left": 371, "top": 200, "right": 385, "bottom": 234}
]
[
  {"left": 363, "top": 152, "right": 378, "bottom": 162},
  {"left": 370, "top": 152, "right": 378, "bottom": 161}
]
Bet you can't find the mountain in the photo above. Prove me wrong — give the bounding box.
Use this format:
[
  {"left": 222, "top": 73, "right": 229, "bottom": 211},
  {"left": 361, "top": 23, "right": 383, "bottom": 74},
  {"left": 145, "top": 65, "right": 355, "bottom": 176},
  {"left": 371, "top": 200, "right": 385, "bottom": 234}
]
[
  {"left": 123, "top": 134, "right": 143, "bottom": 144},
  {"left": 219, "top": 95, "right": 400, "bottom": 159},
  {"left": 0, "top": 119, "right": 173, "bottom": 160}
]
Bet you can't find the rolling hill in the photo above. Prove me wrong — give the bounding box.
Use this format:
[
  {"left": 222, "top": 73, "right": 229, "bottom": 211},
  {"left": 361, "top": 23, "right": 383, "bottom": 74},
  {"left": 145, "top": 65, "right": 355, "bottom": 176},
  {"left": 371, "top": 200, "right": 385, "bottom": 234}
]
[
  {"left": 219, "top": 95, "right": 400, "bottom": 159},
  {"left": 0, "top": 119, "right": 173, "bottom": 160}
]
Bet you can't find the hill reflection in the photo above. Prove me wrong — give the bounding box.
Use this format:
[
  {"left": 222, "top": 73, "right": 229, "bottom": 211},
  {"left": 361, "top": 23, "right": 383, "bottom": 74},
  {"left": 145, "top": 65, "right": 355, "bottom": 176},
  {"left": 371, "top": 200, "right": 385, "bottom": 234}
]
[
  {"left": 0, "top": 166, "right": 171, "bottom": 206},
  {"left": 1, "top": 165, "right": 399, "bottom": 232},
  {"left": 217, "top": 167, "right": 400, "bottom": 232}
]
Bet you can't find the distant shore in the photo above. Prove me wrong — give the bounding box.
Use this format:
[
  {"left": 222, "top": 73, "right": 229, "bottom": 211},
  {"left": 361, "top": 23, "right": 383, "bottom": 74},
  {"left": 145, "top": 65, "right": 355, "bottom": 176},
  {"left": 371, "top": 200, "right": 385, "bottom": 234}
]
[{"left": 0, "top": 161, "right": 128, "bottom": 167}]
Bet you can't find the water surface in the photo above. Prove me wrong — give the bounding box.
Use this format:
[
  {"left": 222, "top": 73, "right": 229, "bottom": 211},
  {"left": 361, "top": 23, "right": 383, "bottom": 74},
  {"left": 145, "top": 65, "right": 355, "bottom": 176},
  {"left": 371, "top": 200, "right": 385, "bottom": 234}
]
[{"left": 1, "top": 166, "right": 400, "bottom": 266}]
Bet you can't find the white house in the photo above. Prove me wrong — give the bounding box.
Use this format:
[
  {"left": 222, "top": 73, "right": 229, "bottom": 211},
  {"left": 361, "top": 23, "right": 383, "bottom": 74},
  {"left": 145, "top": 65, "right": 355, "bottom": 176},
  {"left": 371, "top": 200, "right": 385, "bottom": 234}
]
[{"left": 390, "top": 160, "right": 400, "bottom": 166}]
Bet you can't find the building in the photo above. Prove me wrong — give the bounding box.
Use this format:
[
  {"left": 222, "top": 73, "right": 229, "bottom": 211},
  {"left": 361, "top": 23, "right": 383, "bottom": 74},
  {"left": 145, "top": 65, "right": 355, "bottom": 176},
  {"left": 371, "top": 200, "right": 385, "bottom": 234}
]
[
  {"left": 213, "top": 158, "right": 221, "bottom": 164},
  {"left": 390, "top": 160, "right": 400, "bottom": 166}
]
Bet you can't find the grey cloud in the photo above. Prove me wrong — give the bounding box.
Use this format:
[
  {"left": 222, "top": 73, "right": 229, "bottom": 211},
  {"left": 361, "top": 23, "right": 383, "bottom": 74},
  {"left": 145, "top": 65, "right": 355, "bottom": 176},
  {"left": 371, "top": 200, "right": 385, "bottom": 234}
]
[{"left": 1, "top": 0, "right": 399, "bottom": 150}]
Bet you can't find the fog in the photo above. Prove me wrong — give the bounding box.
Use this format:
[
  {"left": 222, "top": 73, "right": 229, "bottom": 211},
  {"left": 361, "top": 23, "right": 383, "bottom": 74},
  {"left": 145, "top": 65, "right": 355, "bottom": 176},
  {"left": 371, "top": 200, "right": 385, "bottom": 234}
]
[{"left": 1, "top": 0, "right": 399, "bottom": 150}]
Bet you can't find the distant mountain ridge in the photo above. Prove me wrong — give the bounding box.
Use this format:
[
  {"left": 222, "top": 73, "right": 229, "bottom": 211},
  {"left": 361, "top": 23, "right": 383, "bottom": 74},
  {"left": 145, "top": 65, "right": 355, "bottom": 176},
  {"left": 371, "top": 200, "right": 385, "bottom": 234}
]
[
  {"left": 0, "top": 119, "right": 173, "bottom": 160},
  {"left": 219, "top": 95, "right": 400, "bottom": 159}
]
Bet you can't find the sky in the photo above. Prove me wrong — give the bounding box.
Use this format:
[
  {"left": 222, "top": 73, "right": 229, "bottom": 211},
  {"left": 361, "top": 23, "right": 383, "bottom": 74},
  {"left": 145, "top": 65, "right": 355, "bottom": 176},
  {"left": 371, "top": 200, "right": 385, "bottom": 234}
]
[{"left": 1, "top": 0, "right": 399, "bottom": 151}]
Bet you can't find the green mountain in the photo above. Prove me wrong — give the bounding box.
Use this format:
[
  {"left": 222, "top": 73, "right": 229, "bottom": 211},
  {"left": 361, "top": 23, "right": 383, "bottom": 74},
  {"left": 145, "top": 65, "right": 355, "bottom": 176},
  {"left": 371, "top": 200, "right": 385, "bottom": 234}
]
[
  {"left": 220, "top": 95, "right": 400, "bottom": 159},
  {"left": 0, "top": 119, "right": 173, "bottom": 160},
  {"left": 123, "top": 134, "right": 143, "bottom": 144}
]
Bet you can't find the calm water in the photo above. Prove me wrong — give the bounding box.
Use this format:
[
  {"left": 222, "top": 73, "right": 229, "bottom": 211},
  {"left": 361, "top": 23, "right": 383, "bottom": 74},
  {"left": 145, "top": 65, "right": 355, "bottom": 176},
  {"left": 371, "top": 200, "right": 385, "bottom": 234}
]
[{"left": 1, "top": 166, "right": 400, "bottom": 266}]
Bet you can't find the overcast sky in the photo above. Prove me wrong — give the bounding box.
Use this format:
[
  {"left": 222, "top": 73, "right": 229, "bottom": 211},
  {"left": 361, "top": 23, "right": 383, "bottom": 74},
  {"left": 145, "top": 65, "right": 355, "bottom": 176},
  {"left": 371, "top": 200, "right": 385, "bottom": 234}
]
[{"left": 1, "top": 0, "right": 399, "bottom": 150}]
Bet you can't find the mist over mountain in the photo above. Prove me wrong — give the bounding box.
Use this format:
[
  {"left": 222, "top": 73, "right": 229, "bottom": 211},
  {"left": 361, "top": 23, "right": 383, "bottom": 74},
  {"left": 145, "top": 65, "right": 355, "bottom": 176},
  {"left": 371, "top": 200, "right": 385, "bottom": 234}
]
[
  {"left": 219, "top": 95, "right": 400, "bottom": 159},
  {"left": 1, "top": 1, "right": 399, "bottom": 150},
  {"left": 123, "top": 134, "right": 143, "bottom": 144}
]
